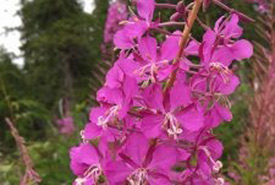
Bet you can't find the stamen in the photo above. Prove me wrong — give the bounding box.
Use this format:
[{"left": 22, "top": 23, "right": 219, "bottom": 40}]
[
  {"left": 80, "top": 130, "right": 89, "bottom": 143},
  {"left": 75, "top": 177, "right": 86, "bottom": 185},
  {"left": 135, "top": 60, "right": 169, "bottom": 84},
  {"left": 75, "top": 165, "right": 102, "bottom": 185},
  {"left": 127, "top": 168, "right": 147, "bottom": 185},
  {"left": 97, "top": 106, "right": 120, "bottom": 129},
  {"left": 213, "top": 160, "right": 223, "bottom": 173},
  {"left": 199, "top": 147, "right": 223, "bottom": 173},
  {"left": 210, "top": 62, "right": 232, "bottom": 84}
]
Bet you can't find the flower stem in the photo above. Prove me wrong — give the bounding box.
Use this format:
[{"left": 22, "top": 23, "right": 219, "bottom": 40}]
[
  {"left": 155, "top": 3, "right": 177, "bottom": 9},
  {"left": 158, "top": 21, "right": 186, "bottom": 27},
  {"left": 163, "top": 0, "right": 203, "bottom": 94},
  {"left": 212, "top": 0, "right": 255, "bottom": 22}
]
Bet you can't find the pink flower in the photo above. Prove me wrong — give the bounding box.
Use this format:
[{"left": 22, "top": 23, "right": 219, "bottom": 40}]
[
  {"left": 56, "top": 116, "right": 75, "bottom": 135},
  {"left": 180, "top": 134, "right": 224, "bottom": 184},
  {"left": 201, "top": 14, "right": 253, "bottom": 67},
  {"left": 70, "top": 144, "right": 104, "bottom": 185},
  {"left": 105, "top": 133, "right": 177, "bottom": 184},
  {"left": 114, "top": 0, "right": 156, "bottom": 49},
  {"left": 139, "top": 77, "right": 204, "bottom": 139},
  {"left": 131, "top": 34, "right": 179, "bottom": 83},
  {"left": 191, "top": 72, "right": 237, "bottom": 127},
  {"left": 120, "top": 33, "right": 198, "bottom": 84}
]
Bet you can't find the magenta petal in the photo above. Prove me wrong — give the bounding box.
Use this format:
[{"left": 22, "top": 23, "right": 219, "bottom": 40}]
[
  {"left": 185, "top": 40, "right": 200, "bottom": 56},
  {"left": 70, "top": 144, "right": 99, "bottom": 176},
  {"left": 105, "top": 161, "right": 133, "bottom": 184},
  {"left": 84, "top": 123, "right": 102, "bottom": 140},
  {"left": 117, "top": 58, "right": 139, "bottom": 77},
  {"left": 123, "top": 133, "right": 149, "bottom": 166},
  {"left": 219, "top": 75, "right": 240, "bottom": 95},
  {"left": 176, "top": 106, "right": 204, "bottom": 131},
  {"left": 216, "top": 104, "right": 232, "bottom": 122},
  {"left": 170, "top": 80, "right": 191, "bottom": 109},
  {"left": 212, "top": 47, "right": 234, "bottom": 66},
  {"left": 191, "top": 74, "right": 207, "bottom": 92},
  {"left": 106, "top": 63, "right": 124, "bottom": 88},
  {"left": 141, "top": 114, "right": 163, "bottom": 138},
  {"left": 89, "top": 107, "right": 107, "bottom": 123},
  {"left": 176, "top": 147, "right": 191, "bottom": 161},
  {"left": 160, "top": 32, "right": 180, "bottom": 61},
  {"left": 231, "top": 39, "right": 253, "bottom": 61},
  {"left": 122, "top": 75, "right": 138, "bottom": 102},
  {"left": 156, "top": 65, "right": 174, "bottom": 81},
  {"left": 127, "top": 20, "right": 148, "bottom": 36},
  {"left": 206, "top": 139, "right": 223, "bottom": 159},
  {"left": 180, "top": 58, "right": 190, "bottom": 71},
  {"left": 149, "top": 145, "right": 177, "bottom": 170},
  {"left": 222, "top": 14, "right": 243, "bottom": 39},
  {"left": 137, "top": 0, "right": 155, "bottom": 21},
  {"left": 142, "top": 84, "right": 164, "bottom": 110},
  {"left": 202, "top": 30, "right": 216, "bottom": 64},
  {"left": 139, "top": 35, "right": 157, "bottom": 62},
  {"left": 114, "top": 29, "right": 134, "bottom": 49},
  {"left": 101, "top": 87, "right": 124, "bottom": 105},
  {"left": 205, "top": 103, "right": 232, "bottom": 128},
  {"left": 84, "top": 178, "right": 95, "bottom": 185},
  {"left": 148, "top": 174, "right": 171, "bottom": 185},
  {"left": 199, "top": 157, "right": 212, "bottom": 176},
  {"left": 213, "top": 39, "right": 253, "bottom": 66},
  {"left": 203, "top": 30, "right": 216, "bottom": 46}
]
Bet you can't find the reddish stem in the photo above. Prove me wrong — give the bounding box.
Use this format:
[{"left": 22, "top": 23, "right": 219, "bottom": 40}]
[
  {"left": 155, "top": 3, "right": 177, "bottom": 9},
  {"left": 163, "top": 0, "right": 203, "bottom": 95}
]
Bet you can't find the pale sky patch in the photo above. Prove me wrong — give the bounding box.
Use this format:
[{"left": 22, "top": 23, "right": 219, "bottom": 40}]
[
  {"left": 0, "top": 0, "right": 22, "bottom": 66},
  {"left": 81, "top": 0, "right": 95, "bottom": 14},
  {"left": 0, "top": 0, "right": 95, "bottom": 67}
]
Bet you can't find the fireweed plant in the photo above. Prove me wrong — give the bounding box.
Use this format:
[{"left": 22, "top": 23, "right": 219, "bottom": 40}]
[{"left": 70, "top": 0, "right": 253, "bottom": 184}]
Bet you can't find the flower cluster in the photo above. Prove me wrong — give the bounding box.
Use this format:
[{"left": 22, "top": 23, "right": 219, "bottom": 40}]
[
  {"left": 104, "top": 1, "right": 128, "bottom": 44},
  {"left": 101, "top": 0, "right": 128, "bottom": 59},
  {"left": 70, "top": 0, "right": 253, "bottom": 184}
]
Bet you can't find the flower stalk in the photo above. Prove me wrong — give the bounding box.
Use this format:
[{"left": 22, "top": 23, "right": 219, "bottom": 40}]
[
  {"left": 164, "top": 0, "right": 203, "bottom": 94},
  {"left": 5, "top": 118, "right": 41, "bottom": 185}
]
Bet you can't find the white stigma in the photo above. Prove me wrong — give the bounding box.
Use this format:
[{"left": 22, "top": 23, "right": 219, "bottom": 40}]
[
  {"left": 75, "top": 165, "right": 102, "bottom": 185},
  {"left": 216, "top": 177, "right": 225, "bottom": 185},
  {"left": 97, "top": 105, "right": 120, "bottom": 129},
  {"left": 164, "top": 113, "right": 183, "bottom": 140},
  {"left": 200, "top": 147, "right": 223, "bottom": 173},
  {"left": 213, "top": 160, "right": 223, "bottom": 173},
  {"left": 75, "top": 177, "right": 86, "bottom": 185}
]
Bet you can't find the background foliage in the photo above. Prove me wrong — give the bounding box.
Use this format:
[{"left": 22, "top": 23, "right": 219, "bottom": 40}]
[{"left": 0, "top": 0, "right": 264, "bottom": 184}]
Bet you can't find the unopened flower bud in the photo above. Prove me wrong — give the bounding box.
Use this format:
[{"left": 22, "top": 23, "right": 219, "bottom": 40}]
[
  {"left": 170, "top": 12, "right": 181, "bottom": 21},
  {"left": 176, "top": 1, "right": 186, "bottom": 13}
]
